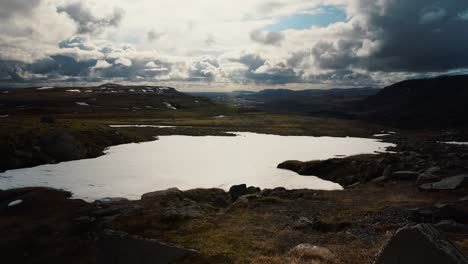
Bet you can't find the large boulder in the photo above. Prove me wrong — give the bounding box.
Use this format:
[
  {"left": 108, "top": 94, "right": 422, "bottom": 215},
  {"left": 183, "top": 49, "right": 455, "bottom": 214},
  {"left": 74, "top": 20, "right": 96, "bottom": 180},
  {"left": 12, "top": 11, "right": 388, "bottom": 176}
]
[
  {"left": 228, "top": 184, "right": 247, "bottom": 201},
  {"left": 96, "top": 230, "right": 197, "bottom": 264},
  {"left": 373, "top": 224, "right": 468, "bottom": 264},
  {"left": 141, "top": 188, "right": 181, "bottom": 199},
  {"left": 419, "top": 175, "right": 468, "bottom": 191}
]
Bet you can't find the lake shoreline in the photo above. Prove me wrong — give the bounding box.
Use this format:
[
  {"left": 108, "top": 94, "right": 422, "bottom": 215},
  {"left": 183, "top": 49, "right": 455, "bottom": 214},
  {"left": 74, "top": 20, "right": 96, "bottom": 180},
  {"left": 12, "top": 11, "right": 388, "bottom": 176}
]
[{"left": 1, "top": 129, "right": 467, "bottom": 262}]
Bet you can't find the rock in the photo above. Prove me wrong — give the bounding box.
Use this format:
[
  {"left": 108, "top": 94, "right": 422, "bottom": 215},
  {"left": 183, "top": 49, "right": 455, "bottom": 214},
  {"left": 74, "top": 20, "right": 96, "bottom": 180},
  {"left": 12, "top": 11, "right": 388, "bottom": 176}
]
[
  {"left": 416, "top": 173, "right": 441, "bottom": 184},
  {"left": 373, "top": 224, "right": 468, "bottom": 264},
  {"left": 97, "top": 230, "right": 197, "bottom": 264},
  {"left": 75, "top": 216, "right": 96, "bottom": 224},
  {"left": 236, "top": 194, "right": 261, "bottom": 204},
  {"left": 391, "top": 171, "right": 419, "bottom": 180},
  {"left": 346, "top": 181, "right": 361, "bottom": 188},
  {"left": 289, "top": 244, "right": 333, "bottom": 260},
  {"left": 419, "top": 175, "right": 468, "bottom": 191},
  {"left": 382, "top": 165, "right": 392, "bottom": 178},
  {"left": 411, "top": 204, "right": 467, "bottom": 223},
  {"left": 163, "top": 205, "right": 205, "bottom": 220},
  {"left": 91, "top": 204, "right": 144, "bottom": 217},
  {"left": 435, "top": 220, "right": 468, "bottom": 233},
  {"left": 246, "top": 186, "right": 261, "bottom": 194},
  {"left": 95, "top": 197, "right": 129, "bottom": 205},
  {"left": 141, "top": 188, "right": 181, "bottom": 199},
  {"left": 228, "top": 184, "right": 247, "bottom": 201},
  {"left": 372, "top": 176, "right": 387, "bottom": 183},
  {"left": 425, "top": 166, "right": 441, "bottom": 174}
]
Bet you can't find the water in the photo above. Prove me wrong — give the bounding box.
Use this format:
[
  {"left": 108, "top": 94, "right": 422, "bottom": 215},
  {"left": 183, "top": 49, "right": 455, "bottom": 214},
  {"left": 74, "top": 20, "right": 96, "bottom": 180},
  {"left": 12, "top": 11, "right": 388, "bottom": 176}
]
[{"left": 0, "top": 132, "right": 394, "bottom": 201}]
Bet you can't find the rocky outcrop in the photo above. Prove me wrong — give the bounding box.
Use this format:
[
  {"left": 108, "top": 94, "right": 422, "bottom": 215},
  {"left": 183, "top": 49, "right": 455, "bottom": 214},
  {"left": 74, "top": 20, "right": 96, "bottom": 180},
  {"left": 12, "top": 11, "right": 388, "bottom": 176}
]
[
  {"left": 373, "top": 224, "right": 468, "bottom": 264},
  {"left": 141, "top": 188, "right": 182, "bottom": 199},
  {"left": 96, "top": 230, "right": 197, "bottom": 264},
  {"left": 419, "top": 175, "right": 468, "bottom": 191},
  {"left": 228, "top": 184, "right": 260, "bottom": 201}
]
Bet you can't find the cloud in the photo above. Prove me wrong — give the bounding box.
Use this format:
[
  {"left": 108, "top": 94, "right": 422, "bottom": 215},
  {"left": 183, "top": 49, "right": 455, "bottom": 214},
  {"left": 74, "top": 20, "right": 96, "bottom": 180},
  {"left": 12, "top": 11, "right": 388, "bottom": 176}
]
[
  {"left": 0, "top": 0, "right": 42, "bottom": 19},
  {"left": 419, "top": 7, "right": 447, "bottom": 24},
  {"left": 1, "top": 0, "right": 468, "bottom": 89},
  {"left": 57, "top": 1, "right": 124, "bottom": 34},
  {"left": 147, "top": 30, "right": 165, "bottom": 42},
  {"left": 250, "top": 29, "right": 285, "bottom": 45}
]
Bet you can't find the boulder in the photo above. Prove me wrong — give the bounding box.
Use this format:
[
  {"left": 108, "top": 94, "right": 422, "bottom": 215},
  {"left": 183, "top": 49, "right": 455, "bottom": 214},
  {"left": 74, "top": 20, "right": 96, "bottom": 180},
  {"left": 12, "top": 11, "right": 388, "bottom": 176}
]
[
  {"left": 419, "top": 175, "right": 468, "bottom": 191},
  {"left": 95, "top": 197, "right": 129, "bottom": 205},
  {"left": 425, "top": 166, "right": 441, "bottom": 174},
  {"left": 435, "top": 220, "right": 468, "bottom": 234},
  {"left": 416, "top": 173, "right": 441, "bottom": 184},
  {"left": 411, "top": 203, "right": 467, "bottom": 223},
  {"left": 373, "top": 224, "right": 468, "bottom": 264},
  {"left": 96, "top": 230, "right": 197, "bottom": 264},
  {"left": 91, "top": 204, "right": 144, "bottom": 217},
  {"left": 141, "top": 188, "right": 181, "bottom": 199},
  {"left": 382, "top": 165, "right": 392, "bottom": 178},
  {"left": 391, "top": 171, "right": 419, "bottom": 180},
  {"left": 228, "top": 184, "right": 247, "bottom": 201},
  {"left": 162, "top": 205, "right": 205, "bottom": 220},
  {"left": 289, "top": 244, "right": 333, "bottom": 261}
]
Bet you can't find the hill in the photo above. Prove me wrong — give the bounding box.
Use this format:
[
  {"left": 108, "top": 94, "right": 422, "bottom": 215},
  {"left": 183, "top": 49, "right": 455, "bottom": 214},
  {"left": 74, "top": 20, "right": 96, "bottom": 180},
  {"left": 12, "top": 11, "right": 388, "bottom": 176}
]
[{"left": 360, "top": 75, "right": 468, "bottom": 127}]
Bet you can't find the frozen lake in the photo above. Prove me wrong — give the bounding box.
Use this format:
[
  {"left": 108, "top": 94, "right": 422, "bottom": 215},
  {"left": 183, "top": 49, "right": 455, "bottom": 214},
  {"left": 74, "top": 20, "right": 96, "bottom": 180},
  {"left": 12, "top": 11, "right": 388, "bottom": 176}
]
[{"left": 0, "top": 132, "right": 394, "bottom": 201}]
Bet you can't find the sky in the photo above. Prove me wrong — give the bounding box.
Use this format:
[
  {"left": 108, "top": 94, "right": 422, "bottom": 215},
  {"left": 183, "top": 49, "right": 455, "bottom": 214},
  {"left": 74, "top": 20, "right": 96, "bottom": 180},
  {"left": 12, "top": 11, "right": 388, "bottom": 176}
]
[{"left": 0, "top": 0, "right": 468, "bottom": 91}]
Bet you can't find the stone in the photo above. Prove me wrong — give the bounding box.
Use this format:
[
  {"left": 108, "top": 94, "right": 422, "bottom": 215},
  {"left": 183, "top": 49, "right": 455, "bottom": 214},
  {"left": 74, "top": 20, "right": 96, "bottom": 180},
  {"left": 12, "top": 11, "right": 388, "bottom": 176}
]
[
  {"left": 141, "top": 188, "right": 181, "bottom": 199},
  {"left": 235, "top": 194, "right": 261, "bottom": 204},
  {"left": 95, "top": 197, "right": 129, "bottom": 205},
  {"left": 228, "top": 184, "right": 247, "bottom": 201},
  {"left": 435, "top": 220, "right": 468, "bottom": 233},
  {"left": 391, "top": 171, "right": 419, "bottom": 180},
  {"left": 163, "top": 205, "right": 204, "bottom": 219},
  {"left": 97, "top": 230, "right": 197, "bottom": 264},
  {"left": 416, "top": 173, "right": 441, "bottom": 184},
  {"left": 425, "top": 166, "right": 441, "bottom": 174},
  {"left": 373, "top": 224, "right": 468, "bottom": 264},
  {"left": 246, "top": 186, "right": 261, "bottom": 194},
  {"left": 372, "top": 176, "right": 387, "bottom": 183},
  {"left": 289, "top": 243, "right": 333, "bottom": 260},
  {"left": 92, "top": 204, "right": 144, "bottom": 217},
  {"left": 382, "top": 165, "right": 392, "bottom": 178},
  {"left": 419, "top": 175, "right": 468, "bottom": 191}
]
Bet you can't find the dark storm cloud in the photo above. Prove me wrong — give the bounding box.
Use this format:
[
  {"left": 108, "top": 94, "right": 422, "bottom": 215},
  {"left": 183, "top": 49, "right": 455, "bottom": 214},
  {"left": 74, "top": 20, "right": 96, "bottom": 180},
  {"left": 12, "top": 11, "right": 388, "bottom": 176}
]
[
  {"left": 250, "top": 29, "right": 285, "bottom": 46},
  {"left": 57, "top": 2, "right": 124, "bottom": 34},
  {"left": 309, "top": 0, "right": 468, "bottom": 73},
  {"left": 0, "top": 0, "right": 42, "bottom": 19}
]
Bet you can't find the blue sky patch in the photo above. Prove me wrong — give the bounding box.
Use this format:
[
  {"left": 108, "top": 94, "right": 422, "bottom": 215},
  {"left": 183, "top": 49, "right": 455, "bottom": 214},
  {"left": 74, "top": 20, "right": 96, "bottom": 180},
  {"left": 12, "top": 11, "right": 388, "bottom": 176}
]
[{"left": 264, "top": 6, "right": 347, "bottom": 31}]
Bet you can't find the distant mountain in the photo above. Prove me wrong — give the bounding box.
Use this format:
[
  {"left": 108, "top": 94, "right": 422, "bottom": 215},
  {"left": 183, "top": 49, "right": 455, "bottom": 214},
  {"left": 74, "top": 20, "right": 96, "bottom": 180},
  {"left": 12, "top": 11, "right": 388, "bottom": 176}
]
[
  {"left": 99, "top": 83, "right": 122, "bottom": 88},
  {"left": 189, "top": 87, "right": 379, "bottom": 116},
  {"left": 360, "top": 75, "right": 468, "bottom": 127}
]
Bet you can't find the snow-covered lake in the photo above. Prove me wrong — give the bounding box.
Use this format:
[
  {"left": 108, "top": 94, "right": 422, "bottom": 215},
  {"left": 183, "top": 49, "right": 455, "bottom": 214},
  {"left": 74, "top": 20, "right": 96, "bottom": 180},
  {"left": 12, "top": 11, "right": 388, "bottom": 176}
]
[{"left": 0, "top": 132, "right": 394, "bottom": 201}]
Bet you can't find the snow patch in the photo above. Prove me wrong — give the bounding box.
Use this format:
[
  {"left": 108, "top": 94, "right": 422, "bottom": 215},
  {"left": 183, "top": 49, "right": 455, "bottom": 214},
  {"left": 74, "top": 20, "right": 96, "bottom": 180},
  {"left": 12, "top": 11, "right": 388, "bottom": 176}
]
[
  {"left": 109, "top": 125, "right": 176, "bottom": 128},
  {"left": 8, "top": 199, "right": 23, "bottom": 207},
  {"left": 163, "top": 102, "right": 177, "bottom": 110},
  {"left": 440, "top": 141, "right": 468, "bottom": 145},
  {"left": 37, "top": 86, "right": 54, "bottom": 90},
  {"left": 76, "top": 102, "right": 90, "bottom": 106},
  {"left": 66, "top": 89, "right": 81, "bottom": 93}
]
